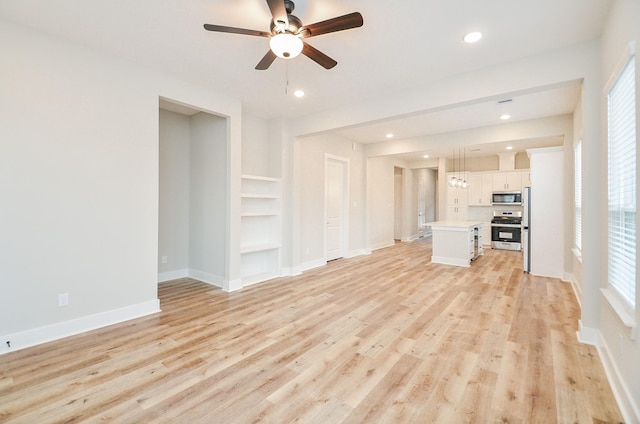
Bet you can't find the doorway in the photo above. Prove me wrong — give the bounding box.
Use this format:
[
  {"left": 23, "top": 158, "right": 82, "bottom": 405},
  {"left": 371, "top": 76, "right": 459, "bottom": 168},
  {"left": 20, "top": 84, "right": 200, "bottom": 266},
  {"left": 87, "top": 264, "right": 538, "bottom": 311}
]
[
  {"left": 158, "top": 99, "right": 227, "bottom": 286},
  {"left": 325, "top": 156, "right": 349, "bottom": 261}
]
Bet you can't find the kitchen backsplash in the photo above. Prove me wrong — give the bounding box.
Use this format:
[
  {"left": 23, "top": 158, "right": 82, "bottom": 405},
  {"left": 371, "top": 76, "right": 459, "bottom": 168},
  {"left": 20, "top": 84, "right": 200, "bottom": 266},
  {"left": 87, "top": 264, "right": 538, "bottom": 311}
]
[{"left": 467, "top": 205, "right": 523, "bottom": 222}]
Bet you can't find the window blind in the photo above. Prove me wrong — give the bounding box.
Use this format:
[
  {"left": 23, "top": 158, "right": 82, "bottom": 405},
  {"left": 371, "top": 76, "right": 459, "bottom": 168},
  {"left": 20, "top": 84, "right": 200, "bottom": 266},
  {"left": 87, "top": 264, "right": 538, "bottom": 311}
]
[
  {"left": 607, "top": 56, "right": 636, "bottom": 308},
  {"left": 574, "top": 140, "right": 582, "bottom": 250}
]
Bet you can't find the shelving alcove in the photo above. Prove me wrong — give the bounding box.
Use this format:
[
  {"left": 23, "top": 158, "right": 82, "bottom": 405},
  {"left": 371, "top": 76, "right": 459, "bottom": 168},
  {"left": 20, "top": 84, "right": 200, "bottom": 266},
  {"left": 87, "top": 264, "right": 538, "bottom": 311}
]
[{"left": 240, "top": 174, "right": 282, "bottom": 286}]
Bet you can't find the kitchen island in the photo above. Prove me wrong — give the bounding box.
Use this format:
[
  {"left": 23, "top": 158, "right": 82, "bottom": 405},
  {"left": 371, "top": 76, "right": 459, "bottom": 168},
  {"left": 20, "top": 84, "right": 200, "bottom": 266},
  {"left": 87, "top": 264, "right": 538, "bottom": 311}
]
[{"left": 426, "top": 221, "right": 484, "bottom": 267}]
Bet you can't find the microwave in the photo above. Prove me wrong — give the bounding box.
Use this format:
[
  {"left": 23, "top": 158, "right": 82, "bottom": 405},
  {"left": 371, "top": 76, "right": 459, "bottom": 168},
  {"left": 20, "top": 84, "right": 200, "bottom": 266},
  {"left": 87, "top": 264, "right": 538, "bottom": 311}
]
[{"left": 492, "top": 191, "right": 522, "bottom": 205}]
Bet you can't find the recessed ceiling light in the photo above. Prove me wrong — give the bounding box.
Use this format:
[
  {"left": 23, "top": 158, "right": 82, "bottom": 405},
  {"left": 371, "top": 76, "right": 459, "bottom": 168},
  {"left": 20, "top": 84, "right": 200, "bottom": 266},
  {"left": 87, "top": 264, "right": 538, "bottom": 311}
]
[
  {"left": 423, "top": 154, "right": 429, "bottom": 159},
  {"left": 463, "top": 31, "right": 483, "bottom": 43},
  {"left": 386, "top": 133, "right": 394, "bottom": 139},
  {"left": 293, "top": 90, "right": 305, "bottom": 98},
  {"left": 500, "top": 114, "right": 511, "bottom": 120},
  {"left": 506, "top": 146, "right": 513, "bottom": 150}
]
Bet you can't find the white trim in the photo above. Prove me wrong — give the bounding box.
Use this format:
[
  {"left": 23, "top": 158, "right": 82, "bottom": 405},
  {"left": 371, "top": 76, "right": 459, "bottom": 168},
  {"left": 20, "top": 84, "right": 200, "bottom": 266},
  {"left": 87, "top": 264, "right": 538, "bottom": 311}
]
[
  {"left": 371, "top": 240, "right": 395, "bottom": 251},
  {"left": 576, "top": 320, "right": 599, "bottom": 345},
  {"left": 597, "top": 332, "right": 640, "bottom": 424},
  {"left": 280, "top": 266, "right": 302, "bottom": 277},
  {"left": 603, "top": 40, "right": 636, "bottom": 95},
  {"left": 188, "top": 269, "right": 224, "bottom": 288},
  {"left": 158, "top": 268, "right": 189, "bottom": 283},
  {"left": 601, "top": 287, "right": 638, "bottom": 340},
  {"left": 300, "top": 258, "right": 327, "bottom": 273},
  {"left": 0, "top": 299, "right": 160, "bottom": 355},
  {"left": 224, "top": 278, "right": 243, "bottom": 292},
  {"left": 569, "top": 274, "right": 583, "bottom": 311},
  {"left": 571, "top": 247, "right": 582, "bottom": 264},
  {"left": 345, "top": 248, "right": 371, "bottom": 258}
]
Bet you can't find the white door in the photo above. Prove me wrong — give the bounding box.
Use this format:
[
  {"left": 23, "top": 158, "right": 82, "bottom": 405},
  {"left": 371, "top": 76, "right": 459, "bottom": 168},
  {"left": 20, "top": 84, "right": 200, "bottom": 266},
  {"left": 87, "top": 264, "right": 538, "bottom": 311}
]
[{"left": 326, "top": 159, "right": 346, "bottom": 261}]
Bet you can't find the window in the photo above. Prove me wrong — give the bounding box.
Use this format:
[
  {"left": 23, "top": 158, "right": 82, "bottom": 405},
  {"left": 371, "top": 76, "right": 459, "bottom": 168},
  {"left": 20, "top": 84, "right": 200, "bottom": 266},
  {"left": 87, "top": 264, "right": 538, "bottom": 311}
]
[
  {"left": 607, "top": 54, "right": 636, "bottom": 309},
  {"left": 574, "top": 140, "right": 582, "bottom": 251}
]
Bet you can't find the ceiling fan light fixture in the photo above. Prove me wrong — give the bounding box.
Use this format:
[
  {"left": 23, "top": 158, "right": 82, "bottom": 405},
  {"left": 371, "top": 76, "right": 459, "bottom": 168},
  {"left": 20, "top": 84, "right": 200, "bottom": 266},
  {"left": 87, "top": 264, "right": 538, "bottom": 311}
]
[{"left": 270, "top": 33, "right": 303, "bottom": 59}]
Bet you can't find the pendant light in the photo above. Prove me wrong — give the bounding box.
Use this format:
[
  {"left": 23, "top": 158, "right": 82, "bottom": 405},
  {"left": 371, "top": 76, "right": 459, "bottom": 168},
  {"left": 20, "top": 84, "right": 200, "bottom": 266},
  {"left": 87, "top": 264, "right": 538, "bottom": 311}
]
[
  {"left": 461, "top": 148, "right": 468, "bottom": 189},
  {"left": 449, "top": 148, "right": 457, "bottom": 187}
]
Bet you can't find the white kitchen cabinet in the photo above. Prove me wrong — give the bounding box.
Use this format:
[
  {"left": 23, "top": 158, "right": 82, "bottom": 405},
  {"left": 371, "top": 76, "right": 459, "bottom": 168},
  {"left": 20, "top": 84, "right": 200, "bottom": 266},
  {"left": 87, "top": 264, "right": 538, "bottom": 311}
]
[
  {"left": 467, "top": 172, "right": 493, "bottom": 206},
  {"left": 446, "top": 172, "right": 469, "bottom": 206},
  {"left": 492, "top": 171, "right": 523, "bottom": 191},
  {"left": 446, "top": 172, "right": 468, "bottom": 220},
  {"left": 240, "top": 175, "right": 281, "bottom": 286},
  {"left": 522, "top": 171, "right": 531, "bottom": 187},
  {"left": 447, "top": 205, "right": 468, "bottom": 221}
]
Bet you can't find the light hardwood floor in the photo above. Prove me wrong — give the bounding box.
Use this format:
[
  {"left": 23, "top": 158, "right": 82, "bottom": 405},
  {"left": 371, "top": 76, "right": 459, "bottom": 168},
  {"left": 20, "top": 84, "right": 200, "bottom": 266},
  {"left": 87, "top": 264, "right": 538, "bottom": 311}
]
[{"left": 0, "top": 239, "right": 624, "bottom": 423}]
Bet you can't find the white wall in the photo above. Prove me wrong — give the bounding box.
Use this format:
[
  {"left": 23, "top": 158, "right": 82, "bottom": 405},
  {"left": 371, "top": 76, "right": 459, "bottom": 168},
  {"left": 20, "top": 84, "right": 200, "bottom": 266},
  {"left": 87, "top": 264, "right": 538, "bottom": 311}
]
[
  {"left": 368, "top": 156, "right": 403, "bottom": 250},
  {"left": 296, "top": 133, "right": 366, "bottom": 271},
  {"left": 0, "top": 19, "right": 242, "bottom": 353},
  {"left": 189, "top": 112, "right": 227, "bottom": 284},
  {"left": 242, "top": 113, "right": 270, "bottom": 177},
  {"left": 159, "top": 110, "right": 191, "bottom": 278},
  {"left": 595, "top": 0, "right": 640, "bottom": 421}
]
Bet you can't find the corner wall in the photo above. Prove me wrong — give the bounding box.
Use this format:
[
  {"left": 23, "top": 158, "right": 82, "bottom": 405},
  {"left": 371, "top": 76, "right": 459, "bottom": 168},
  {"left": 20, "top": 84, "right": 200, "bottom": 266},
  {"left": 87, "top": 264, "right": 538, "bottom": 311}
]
[{"left": 0, "top": 18, "right": 241, "bottom": 354}]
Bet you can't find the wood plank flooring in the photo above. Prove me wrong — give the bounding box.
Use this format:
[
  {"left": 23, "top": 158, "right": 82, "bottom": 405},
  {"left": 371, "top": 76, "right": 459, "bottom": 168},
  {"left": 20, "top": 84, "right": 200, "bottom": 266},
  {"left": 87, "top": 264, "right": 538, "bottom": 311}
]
[{"left": 0, "top": 239, "right": 624, "bottom": 423}]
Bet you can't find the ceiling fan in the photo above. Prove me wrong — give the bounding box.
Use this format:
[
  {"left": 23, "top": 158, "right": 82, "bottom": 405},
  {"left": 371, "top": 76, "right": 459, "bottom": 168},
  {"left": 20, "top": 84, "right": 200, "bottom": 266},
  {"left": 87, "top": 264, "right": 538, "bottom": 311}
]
[{"left": 203, "top": 0, "right": 363, "bottom": 70}]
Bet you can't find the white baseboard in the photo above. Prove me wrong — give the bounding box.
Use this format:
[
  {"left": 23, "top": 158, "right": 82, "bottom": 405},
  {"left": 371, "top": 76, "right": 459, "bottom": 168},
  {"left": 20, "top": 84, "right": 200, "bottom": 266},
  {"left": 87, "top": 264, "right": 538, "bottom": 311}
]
[
  {"left": 300, "top": 258, "right": 327, "bottom": 273},
  {"left": 569, "top": 275, "right": 583, "bottom": 310},
  {"left": 0, "top": 299, "right": 160, "bottom": 355},
  {"left": 158, "top": 268, "right": 188, "bottom": 283},
  {"left": 576, "top": 320, "right": 598, "bottom": 345},
  {"left": 280, "top": 267, "right": 302, "bottom": 277},
  {"left": 188, "top": 269, "right": 224, "bottom": 288},
  {"left": 223, "top": 278, "right": 243, "bottom": 292},
  {"left": 346, "top": 248, "right": 371, "bottom": 258},
  {"left": 561, "top": 271, "right": 573, "bottom": 283},
  {"left": 371, "top": 240, "right": 395, "bottom": 251},
  {"left": 597, "top": 332, "right": 640, "bottom": 424}
]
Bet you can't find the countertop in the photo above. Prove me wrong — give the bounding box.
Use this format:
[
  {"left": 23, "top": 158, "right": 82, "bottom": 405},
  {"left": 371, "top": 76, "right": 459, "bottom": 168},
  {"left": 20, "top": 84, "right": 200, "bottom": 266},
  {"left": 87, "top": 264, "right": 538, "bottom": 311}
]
[{"left": 426, "top": 221, "right": 484, "bottom": 231}]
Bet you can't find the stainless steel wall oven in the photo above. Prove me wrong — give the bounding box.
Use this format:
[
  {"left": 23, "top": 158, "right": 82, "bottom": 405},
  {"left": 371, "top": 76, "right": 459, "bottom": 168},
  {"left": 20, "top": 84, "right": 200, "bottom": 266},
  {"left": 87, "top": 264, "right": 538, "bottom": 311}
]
[{"left": 491, "top": 211, "right": 522, "bottom": 251}]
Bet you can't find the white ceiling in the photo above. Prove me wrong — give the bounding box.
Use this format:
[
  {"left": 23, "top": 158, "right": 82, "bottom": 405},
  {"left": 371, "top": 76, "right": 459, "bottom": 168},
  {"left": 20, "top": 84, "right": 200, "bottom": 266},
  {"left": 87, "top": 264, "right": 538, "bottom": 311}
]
[{"left": 0, "top": 0, "right": 612, "bottom": 160}]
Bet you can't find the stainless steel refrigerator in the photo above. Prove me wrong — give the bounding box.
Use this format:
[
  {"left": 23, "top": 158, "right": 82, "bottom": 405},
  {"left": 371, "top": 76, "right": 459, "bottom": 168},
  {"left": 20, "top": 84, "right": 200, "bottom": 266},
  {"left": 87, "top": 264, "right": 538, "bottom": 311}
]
[{"left": 522, "top": 186, "right": 531, "bottom": 273}]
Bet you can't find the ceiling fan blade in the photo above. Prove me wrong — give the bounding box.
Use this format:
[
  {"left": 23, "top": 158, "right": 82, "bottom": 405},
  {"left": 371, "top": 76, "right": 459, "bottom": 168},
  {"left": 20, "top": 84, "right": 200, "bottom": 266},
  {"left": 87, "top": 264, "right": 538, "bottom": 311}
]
[
  {"left": 301, "top": 42, "right": 337, "bottom": 69},
  {"left": 266, "top": 0, "right": 288, "bottom": 28},
  {"left": 255, "top": 50, "right": 278, "bottom": 70},
  {"left": 203, "top": 24, "right": 270, "bottom": 37},
  {"left": 300, "top": 12, "right": 363, "bottom": 38}
]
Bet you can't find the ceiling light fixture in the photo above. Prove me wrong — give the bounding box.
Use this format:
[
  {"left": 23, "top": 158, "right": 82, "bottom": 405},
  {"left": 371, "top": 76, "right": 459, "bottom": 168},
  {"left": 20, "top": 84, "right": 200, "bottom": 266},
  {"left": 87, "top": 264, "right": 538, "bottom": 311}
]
[
  {"left": 500, "top": 114, "right": 511, "bottom": 120},
  {"left": 423, "top": 154, "right": 429, "bottom": 159},
  {"left": 506, "top": 146, "right": 513, "bottom": 150},
  {"left": 270, "top": 33, "right": 303, "bottom": 59},
  {"left": 463, "top": 31, "right": 483, "bottom": 44},
  {"left": 293, "top": 89, "right": 305, "bottom": 98},
  {"left": 386, "top": 133, "right": 394, "bottom": 139}
]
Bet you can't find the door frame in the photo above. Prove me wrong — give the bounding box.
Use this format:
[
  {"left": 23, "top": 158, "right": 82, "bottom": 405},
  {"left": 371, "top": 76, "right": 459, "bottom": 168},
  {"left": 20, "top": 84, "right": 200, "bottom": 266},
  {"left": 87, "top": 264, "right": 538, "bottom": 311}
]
[{"left": 324, "top": 154, "right": 350, "bottom": 261}]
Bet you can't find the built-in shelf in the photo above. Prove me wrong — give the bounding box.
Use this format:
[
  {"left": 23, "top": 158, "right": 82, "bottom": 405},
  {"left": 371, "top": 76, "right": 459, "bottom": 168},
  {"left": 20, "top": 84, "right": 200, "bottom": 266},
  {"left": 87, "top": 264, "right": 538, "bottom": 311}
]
[
  {"left": 241, "top": 212, "right": 278, "bottom": 217},
  {"left": 241, "top": 193, "right": 279, "bottom": 199},
  {"left": 240, "top": 243, "right": 281, "bottom": 254},
  {"left": 240, "top": 175, "right": 281, "bottom": 287}
]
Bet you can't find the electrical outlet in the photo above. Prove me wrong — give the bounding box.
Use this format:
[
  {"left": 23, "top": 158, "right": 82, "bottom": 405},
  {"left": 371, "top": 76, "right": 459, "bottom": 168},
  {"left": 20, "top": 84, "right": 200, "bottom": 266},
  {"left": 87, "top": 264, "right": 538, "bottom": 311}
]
[
  {"left": 161, "top": 256, "right": 168, "bottom": 264},
  {"left": 58, "top": 293, "right": 69, "bottom": 307}
]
